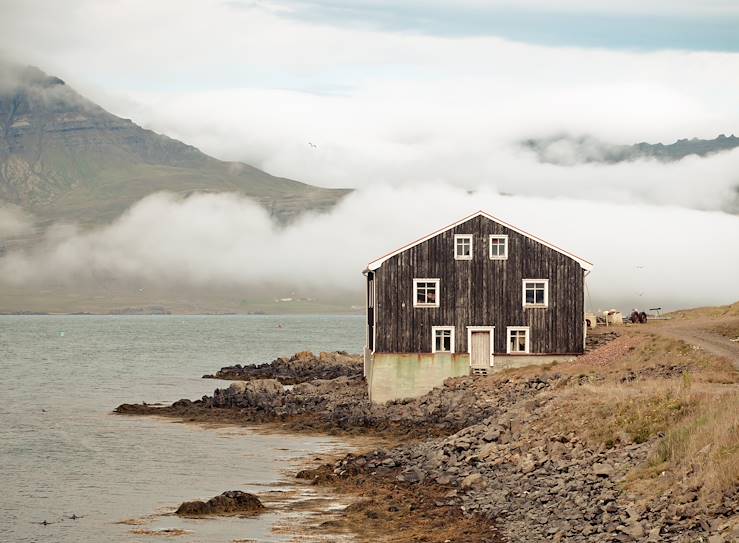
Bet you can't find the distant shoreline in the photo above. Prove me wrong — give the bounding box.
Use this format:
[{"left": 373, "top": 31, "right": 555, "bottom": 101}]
[{"left": 0, "top": 310, "right": 364, "bottom": 316}]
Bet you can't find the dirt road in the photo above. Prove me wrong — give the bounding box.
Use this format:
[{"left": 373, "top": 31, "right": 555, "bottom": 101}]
[{"left": 647, "top": 317, "right": 739, "bottom": 369}]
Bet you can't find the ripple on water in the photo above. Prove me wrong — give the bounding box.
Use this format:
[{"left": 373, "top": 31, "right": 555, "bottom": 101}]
[{"left": 0, "top": 314, "right": 363, "bottom": 543}]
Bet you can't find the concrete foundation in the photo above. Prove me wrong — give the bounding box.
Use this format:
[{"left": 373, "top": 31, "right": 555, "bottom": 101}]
[
  {"left": 367, "top": 352, "right": 470, "bottom": 403},
  {"left": 366, "top": 352, "right": 578, "bottom": 403}
]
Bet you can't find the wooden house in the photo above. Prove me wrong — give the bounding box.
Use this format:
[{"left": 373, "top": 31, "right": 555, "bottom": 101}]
[{"left": 363, "top": 211, "right": 593, "bottom": 403}]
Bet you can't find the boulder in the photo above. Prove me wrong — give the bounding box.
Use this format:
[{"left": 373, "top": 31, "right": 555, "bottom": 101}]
[
  {"left": 461, "top": 473, "right": 486, "bottom": 491},
  {"left": 397, "top": 467, "right": 425, "bottom": 483},
  {"left": 175, "top": 490, "right": 264, "bottom": 516},
  {"left": 245, "top": 379, "right": 283, "bottom": 395},
  {"left": 592, "top": 462, "right": 614, "bottom": 477}
]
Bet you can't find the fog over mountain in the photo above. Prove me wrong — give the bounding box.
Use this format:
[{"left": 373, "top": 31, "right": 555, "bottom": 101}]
[
  {"left": 2, "top": 187, "right": 737, "bottom": 314},
  {"left": 1, "top": 0, "right": 738, "bottom": 314},
  {"left": 522, "top": 134, "right": 739, "bottom": 165},
  {"left": 0, "top": 63, "right": 737, "bottom": 313},
  {"left": 0, "top": 63, "right": 347, "bottom": 229}
]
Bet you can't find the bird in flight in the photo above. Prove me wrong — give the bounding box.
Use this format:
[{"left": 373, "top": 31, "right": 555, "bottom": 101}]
[{"left": 308, "top": 142, "right": 318, "bottom": 149}]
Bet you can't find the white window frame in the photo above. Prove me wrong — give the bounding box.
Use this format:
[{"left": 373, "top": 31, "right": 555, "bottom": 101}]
[
  {"left": 506, "top": 326, "right": 530, "bottom": 354},
  {"left": 413, "top": 278, "right": 440, "bottom": 308},
  {"left": 522, "top": 279, "right": 549, "bottom": 308},
  {"left": 432, "top": 326, "right": 455, "bottom": 353},
  {"left": 454, "top": 234, "right": 473, "bottom": 260},
  {"left": 489, "top": 234, "right": 509, "bottom": 260}
]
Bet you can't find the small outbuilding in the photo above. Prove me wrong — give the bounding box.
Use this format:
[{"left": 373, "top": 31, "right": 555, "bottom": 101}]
[{"left": 363, "top": 211, "right": 593, "bottom": 403}]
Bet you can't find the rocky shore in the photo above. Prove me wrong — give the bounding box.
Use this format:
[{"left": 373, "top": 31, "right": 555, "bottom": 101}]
[
  {"left": 308, "top": 408, "right": 736, "bottom": 543},
  {"left": 117, "top": 332, "right": 739, "bottom": 542},
  {"left": 202, "top": 350, "right": 362, "bottom": 383},
  {"left": 118, "top": 366, "right": 561, "bottom": 438}
]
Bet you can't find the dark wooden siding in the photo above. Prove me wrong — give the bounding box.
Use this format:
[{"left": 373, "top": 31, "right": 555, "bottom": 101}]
[{"left": 373, "top": 215, "right": 585, "bottom": 354}]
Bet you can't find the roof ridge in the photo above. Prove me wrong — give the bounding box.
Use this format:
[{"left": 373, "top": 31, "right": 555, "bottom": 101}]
[{"left": 366, "top": 211, "right": 593, "bottom": 272}]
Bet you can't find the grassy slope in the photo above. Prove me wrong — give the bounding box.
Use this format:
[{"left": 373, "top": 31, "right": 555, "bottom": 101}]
[
  {"left": 665, "top": 301, "right": 739, "bottom": 320},
  {"left": 34, "top": 154, "right": 349, "bottom": 226},
  {"left": 513, "top": 323, "right": 738, "bottom": 508}
]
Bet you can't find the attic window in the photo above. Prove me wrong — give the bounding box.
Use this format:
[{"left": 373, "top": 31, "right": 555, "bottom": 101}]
[
  {"left": 413, "top": 278, "right": 440, "bottom": 308},
  {"left": 489, "top": 235, "right": 508, "bottom": 260},
  {"left": 507, "top": 327, "right": 530, "bottom": 354},
  {"left": 523, "top": 279, "right": 549, "bottom": 308},
  {"left": 432, "top": 326, "right": 455, "bottom": 353},
  {"left": 454, "top": 235, "right": 473, "bottom": 260}
]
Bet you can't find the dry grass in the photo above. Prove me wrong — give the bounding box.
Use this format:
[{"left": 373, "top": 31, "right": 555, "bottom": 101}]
[
  {"left": 545, "top": 380, "right": 698, "bottom": 448},
  {"left": 503, "top": 331, "right": 736, "bottom": 385},
  {"left": 544, "top": 380, "right": 738, "bottom": 504},
  {"left": 710, "top": 317, "right": 739, "bottom": 341},
  {"left": 651, "top": 389, "right": 739, "bottom": 496},
  {"left": 534, "top": 327, "right": 739, "bottom": 505},
  {"left": 612, "top": 334, "right": 733, "bottom": 377},
  {"left": 666, "top": 301, "right": 739, "bottom": 320}
]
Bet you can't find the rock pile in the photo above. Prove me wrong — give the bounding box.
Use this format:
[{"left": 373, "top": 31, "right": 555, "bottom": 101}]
[
  {"left": 203, "top": 351, "right": 362, "bottom": 384},
  {"left": 127, "top": 372, "right": 566, "bottom": 437},
  {"left": 175, "top": 490, "right": 264, "bottom": 516},
  {"left": 317, "top": 398, "right": 738, "bottom": 542},
  {"left": 585, "top": 331, "right": 619, "bottom": 352}
]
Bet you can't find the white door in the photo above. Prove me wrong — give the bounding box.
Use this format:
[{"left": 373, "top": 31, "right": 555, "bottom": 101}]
[{"left": 469, "top": 327, "right": 494, "bottom": 369}]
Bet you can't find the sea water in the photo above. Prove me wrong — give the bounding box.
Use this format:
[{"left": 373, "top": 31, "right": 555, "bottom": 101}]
[{"left": 0, "top": 314, "right": 364, "bottom": 542}]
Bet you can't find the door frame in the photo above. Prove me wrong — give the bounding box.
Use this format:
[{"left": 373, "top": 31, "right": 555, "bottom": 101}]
[{"left": 467, "top": 326, "right": 495, "bottom": 367}]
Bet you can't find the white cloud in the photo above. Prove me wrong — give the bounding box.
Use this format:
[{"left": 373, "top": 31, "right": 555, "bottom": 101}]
[
  {"left": 1, "top": 0, "right": 738, "bottom": 311},
  {"left": 1, "top": 189, "right": 737, "bottom": 312},
  {"left": 113, "top": 83, "right": 739, "bottom": 213},
  {"left": 0, "top": 205, "right": 34, "bottom": 238}
]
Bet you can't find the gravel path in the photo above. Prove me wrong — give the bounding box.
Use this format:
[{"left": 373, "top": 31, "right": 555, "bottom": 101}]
[{"left": 647, "top": 318, "right": 739, "bottom": 369}]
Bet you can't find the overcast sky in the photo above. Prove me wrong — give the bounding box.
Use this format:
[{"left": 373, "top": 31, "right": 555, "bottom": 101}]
[
  {"left": 4, "top": 0, "right": 738, "bottom": 188},
  {"left": 0, "top": 0, "right": 738, "bottom": 310}
]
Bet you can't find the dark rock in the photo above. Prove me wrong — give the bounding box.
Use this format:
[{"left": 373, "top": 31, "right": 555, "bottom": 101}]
[
  {"left": 175, "top": 491, "right": 264, "bottom": 516},
  {"left": 207, "top": 351, "right": 362, "bottom": 384}
]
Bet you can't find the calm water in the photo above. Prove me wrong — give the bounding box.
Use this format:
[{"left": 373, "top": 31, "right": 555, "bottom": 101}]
[{"left": 0, "top": 314, "right": 364, "bottom": 543}]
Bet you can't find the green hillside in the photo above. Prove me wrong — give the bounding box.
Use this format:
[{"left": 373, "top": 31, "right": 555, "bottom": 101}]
[{"left": 0, "top": 64, "right": 349, "bottom": 229}]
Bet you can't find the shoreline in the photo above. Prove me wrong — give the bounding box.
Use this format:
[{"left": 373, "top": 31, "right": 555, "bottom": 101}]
[
  {"left": 116, "top": 325, "right": 739, "bottom": 542},
  {"left": 111, "top": 415, "right": 365, "bottom": 541}
]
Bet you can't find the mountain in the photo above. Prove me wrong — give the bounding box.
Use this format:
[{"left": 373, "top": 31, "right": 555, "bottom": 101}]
[
  {"left": 521, "top": 133, "right": 739, "bottom": 165},
  {"left": 0, "top": 64, "right": 349, "bottom": 227}
]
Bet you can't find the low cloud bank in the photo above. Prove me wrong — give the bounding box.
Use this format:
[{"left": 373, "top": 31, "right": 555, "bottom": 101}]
[
  {"left": 1, "top": 188, "right": 736, "bottom": 313},
  {"left": 0, "top": 205, "right": 34, "bottom": 238},
  {"left": 120, "top": 85, "right": 739, "bottom": 214}
]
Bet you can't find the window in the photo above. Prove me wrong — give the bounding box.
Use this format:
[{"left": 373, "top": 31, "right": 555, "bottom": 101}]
[
  {"left": 432, "top": 326, "right": 455, "bottom": 353},
  {"left": 507, "top": 327, "right": 530, "bottom": 354},
  {"left": 489, "top": 235, "right": 508, "bottom": 260},
  {"left": 454, "top": 234, "right": 473, "bottom": 260},
  {"left": 413, "top": 278, "right": 440, "bottom": 307},
  {"left": 523, "top": 279, "right": 549, "bottom": 308}
]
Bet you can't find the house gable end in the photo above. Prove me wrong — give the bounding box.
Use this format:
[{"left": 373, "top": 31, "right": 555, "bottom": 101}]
[{"left": 366, "top": 211, "right": 592, "bottom": 272}]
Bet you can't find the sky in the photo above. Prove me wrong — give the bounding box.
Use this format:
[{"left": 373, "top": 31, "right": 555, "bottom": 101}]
[{"left": 0, "top": 0, "right": 738, "bottom": 311}]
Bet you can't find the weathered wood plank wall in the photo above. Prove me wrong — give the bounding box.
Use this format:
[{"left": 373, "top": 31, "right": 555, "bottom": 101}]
[{"left": 373, "top": 215, "right": 585, "bottom": 354}]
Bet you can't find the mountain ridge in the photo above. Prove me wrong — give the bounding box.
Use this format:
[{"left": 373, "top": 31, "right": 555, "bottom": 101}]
[
  {"left": 0, "top": 64, "right": 350, "bottom": 227},
  {"left": 522, "top": 133, "right": 739, "bottom": 165}
]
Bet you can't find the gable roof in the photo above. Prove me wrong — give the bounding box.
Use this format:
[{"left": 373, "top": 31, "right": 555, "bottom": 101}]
[{"left": 366, "top": 210, "right": 593, "bottom": 272}]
